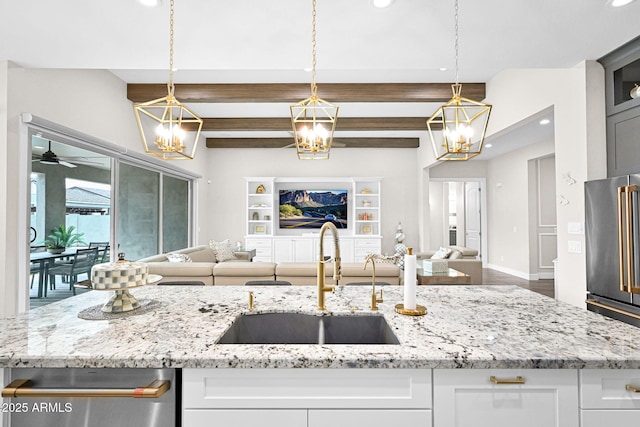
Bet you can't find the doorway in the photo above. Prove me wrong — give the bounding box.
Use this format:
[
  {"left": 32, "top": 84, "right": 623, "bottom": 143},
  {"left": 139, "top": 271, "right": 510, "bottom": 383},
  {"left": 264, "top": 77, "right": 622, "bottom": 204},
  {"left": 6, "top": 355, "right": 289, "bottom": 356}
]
[{"left": 429, "top": 179, "right": 486, "bottom": 259}]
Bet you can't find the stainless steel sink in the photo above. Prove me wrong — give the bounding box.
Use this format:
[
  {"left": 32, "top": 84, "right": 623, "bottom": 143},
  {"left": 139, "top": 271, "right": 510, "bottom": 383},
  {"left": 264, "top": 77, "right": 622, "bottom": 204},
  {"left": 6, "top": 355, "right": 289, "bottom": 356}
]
[{"left": 216, "top": 312, "right": 399, "bottom": 345}]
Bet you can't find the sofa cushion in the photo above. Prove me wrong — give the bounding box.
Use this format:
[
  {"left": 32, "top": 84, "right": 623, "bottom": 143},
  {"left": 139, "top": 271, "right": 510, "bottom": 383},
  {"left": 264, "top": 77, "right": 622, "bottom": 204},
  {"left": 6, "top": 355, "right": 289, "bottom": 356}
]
[
  {"left": 449, "top": 245, "right": 478, "bottom": 258},
  {"left": 213, "top": 262, "right": 276, "bottom": 277},
  {"left": 172, "top": 246, "right": 217, "bottom": 263},
  {"left": 209, "top": 239, "right": 237, "bottom": 262},
  {"left": 276, "top": 263, "right": 332, "bottom": 277},
  {"left": 340, "top": 263, "right": 400, "bottom": 277},
  {"left": 146, "top": 261, "right": 214, "bottom": 277},
  {"left": 166, "top": 253, "right": 192, "bottom": 263},
  {"left": 431, "top": 247, "right": 452, "bottom": 259}
]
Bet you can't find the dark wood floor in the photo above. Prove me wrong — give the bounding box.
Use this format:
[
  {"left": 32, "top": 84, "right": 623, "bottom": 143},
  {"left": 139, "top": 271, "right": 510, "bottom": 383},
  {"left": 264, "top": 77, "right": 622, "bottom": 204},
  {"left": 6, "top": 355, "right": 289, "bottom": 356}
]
[
  {"left": 30, "top": 269, "right": 556, "bottom": 310},
  {"left": 483, "top": 268, "right": 555, "bottom": 298}
]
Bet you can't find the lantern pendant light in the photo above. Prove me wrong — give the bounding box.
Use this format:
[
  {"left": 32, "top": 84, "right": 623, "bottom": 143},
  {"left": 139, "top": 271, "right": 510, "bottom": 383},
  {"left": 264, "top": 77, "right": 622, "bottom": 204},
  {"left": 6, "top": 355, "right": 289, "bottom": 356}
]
[
  {"left": 427, "top": 0, "right": 491, "bottom": 161},
  {"left": 290, "top": 0, "right": 339, "bottom": 160},
  {"left": 134, "top": 0, "right": 203, "bottom": 160}
]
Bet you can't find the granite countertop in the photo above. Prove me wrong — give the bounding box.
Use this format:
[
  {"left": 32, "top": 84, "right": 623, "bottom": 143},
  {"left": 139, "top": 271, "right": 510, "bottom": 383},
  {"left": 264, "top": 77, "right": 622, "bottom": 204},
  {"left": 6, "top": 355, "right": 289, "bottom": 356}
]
[{"left": 1, "top": 284, "right": 640, "bottom": 369}]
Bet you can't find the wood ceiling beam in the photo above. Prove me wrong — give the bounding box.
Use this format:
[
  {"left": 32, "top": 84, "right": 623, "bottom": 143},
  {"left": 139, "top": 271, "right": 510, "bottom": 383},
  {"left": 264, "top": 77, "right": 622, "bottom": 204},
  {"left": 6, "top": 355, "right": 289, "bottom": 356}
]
[
  {"left": 127, "top": 83, "right": 485, "bottom": 103},
  {"left": 199, "top": 117, "right": 432, "bottom": 131},
  {"left": 206, "top": 137, "right": 419, "bottom": 149}
]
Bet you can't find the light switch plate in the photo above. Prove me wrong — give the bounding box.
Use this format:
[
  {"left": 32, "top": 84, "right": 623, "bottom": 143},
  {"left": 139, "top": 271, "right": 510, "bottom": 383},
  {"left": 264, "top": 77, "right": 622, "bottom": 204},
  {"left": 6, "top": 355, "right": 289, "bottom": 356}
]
[
  {"left": 568, "top": 222, "right": 584, "bottom": 235},
  {"left": 568, "top": 240, "right": 582, "bottom": 253}
]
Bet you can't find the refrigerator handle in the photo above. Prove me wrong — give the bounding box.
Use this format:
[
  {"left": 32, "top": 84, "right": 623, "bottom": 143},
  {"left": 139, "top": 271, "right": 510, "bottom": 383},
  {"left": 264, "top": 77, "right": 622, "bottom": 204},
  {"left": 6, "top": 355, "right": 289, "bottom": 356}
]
[
  {"left": 618, "top": 186, "right": 627, "bottom": 292},
  {"left": 628, "top": 185, "right": 637, "bottom": 292},
  {"left": 619, "top": 185, "right": 639, "bottom": 294}
]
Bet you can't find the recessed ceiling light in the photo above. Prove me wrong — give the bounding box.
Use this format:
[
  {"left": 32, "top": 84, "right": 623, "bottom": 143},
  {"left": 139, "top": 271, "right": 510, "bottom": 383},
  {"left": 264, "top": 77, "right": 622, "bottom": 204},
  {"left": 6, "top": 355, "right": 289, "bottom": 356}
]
[
  {"left": 138, "top": 0, "right": 161, "bottom": 7},
  {"left": 372, "top": 0, "right": 394, "bottom": 8},
  {"left": 485, "top": 143, "right": 493, "bottom": 148},
  {"left": 608, "top": 0, "right": 635, "bottom": 7},
  {"left": 539, "top": 119, "right": 551, "bottom": 125},
  {"left": 439, "top": 67, "right": 448, "bottom": 72}
]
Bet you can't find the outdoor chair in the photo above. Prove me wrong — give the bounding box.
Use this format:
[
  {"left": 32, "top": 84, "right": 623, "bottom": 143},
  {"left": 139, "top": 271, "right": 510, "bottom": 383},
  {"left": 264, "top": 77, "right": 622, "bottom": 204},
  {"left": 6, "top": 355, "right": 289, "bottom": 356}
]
[{"left": 47, "top": 247, "right": 99, "bottom": 296}]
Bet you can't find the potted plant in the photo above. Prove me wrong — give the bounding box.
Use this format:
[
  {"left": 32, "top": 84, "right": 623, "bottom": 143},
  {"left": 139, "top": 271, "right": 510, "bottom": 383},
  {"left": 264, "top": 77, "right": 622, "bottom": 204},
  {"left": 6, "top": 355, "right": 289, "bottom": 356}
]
[{"left": 44, "top": 225, "right": 86, "bottom": 254}]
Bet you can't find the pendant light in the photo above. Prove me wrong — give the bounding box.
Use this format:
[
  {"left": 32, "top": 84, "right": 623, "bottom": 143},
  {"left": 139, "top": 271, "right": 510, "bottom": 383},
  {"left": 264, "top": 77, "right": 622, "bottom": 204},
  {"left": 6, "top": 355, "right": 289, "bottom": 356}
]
[
  {"left": 426, "top": 0, "right": 491, "bottom": 161},
  {"left": 134, "top": 0, "right": 203, "bottom": 160},
  {"left": 290, "top": 0, "right": 339, "bottom": 160}
]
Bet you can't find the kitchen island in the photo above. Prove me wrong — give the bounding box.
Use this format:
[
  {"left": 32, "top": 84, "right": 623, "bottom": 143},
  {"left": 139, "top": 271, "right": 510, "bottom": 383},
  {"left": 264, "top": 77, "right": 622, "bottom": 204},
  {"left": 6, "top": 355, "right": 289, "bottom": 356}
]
[
  {"left": 1, "top": 284, "right": 640, "bottom": 369},
  {"left": 2, "top": 285, "right": 640, "bottom": 427}
]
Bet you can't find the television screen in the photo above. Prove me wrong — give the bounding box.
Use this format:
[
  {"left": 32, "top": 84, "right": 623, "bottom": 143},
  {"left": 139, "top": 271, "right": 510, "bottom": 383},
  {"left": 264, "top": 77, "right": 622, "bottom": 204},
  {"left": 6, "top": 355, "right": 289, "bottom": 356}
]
[{"left": 279, "top": 190, "right": 348, "bottom": 229}]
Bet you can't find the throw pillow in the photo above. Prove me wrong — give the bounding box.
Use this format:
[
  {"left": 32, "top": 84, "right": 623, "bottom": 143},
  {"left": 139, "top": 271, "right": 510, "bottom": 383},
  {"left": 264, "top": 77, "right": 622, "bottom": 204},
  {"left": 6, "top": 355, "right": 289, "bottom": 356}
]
[
  {"left": 209, "top": 239, "right": 237, "bottom": 262},
  {"left": 431, "top": 247, "right": 452, "bottom": 260},
  {"left": 166, "top": 253, "right": 192, "bottom": 263}
]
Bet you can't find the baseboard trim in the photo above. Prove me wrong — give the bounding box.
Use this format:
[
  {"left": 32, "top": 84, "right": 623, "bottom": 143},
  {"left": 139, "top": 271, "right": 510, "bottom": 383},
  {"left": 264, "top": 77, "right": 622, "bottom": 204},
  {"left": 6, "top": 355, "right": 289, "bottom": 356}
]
[
  {"left": 485, "top": 264, "right": 555, "bottom": 281},
  {"left": 485, "top": 264, "right": 532, "bottom": 281}
]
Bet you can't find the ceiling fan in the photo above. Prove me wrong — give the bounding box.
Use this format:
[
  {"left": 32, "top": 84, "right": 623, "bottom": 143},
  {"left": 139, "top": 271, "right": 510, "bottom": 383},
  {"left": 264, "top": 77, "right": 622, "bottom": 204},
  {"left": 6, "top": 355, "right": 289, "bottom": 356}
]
[{"left": 32, "top": 141, "right": 103, "bottom": 168}]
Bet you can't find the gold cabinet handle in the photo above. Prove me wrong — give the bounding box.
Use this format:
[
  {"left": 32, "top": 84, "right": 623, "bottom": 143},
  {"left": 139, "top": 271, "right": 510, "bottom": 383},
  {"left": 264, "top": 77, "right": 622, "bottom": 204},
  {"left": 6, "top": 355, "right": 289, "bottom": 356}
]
[
  {"left": 626, "top": 384, "right": 640, "bottom": 393},
  {"left": 490, "top": 376, "right": 525, "bottom": 385},
  {"left": 2, "top": 379, "right": 170, "bottom": 398}
]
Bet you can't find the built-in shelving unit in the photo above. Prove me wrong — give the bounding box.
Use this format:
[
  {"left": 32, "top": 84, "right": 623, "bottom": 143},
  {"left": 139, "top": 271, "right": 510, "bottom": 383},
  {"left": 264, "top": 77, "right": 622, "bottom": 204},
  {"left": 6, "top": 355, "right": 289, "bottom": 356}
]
[
  {"left": 354, "top": 179, "right": 381, "bottom": 237},
  {"left": 244, "top": 177, "right": 382, "bottom": 263},
  {"left": 246, "top": 178, "right": 274, "bottom": 237}
]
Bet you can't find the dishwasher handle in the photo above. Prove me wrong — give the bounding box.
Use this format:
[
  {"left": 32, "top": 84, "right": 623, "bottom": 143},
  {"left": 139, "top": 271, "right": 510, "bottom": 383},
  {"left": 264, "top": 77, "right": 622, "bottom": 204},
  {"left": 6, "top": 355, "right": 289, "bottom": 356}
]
[{"left": 2, "top": 379, "right": 170, "bottom": 399}]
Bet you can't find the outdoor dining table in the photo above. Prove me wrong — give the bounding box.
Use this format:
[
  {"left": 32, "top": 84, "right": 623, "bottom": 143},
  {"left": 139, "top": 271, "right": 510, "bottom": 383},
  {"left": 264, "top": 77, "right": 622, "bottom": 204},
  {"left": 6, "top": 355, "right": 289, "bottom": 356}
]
[{"left": 30, "top": 248, "right": 78, "bottom": 298}]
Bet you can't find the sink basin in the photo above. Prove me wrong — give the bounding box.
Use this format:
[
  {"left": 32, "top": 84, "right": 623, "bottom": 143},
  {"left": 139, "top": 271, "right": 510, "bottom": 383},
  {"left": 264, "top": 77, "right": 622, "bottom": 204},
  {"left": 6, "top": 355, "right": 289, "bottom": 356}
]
[{"left": 217, "top": 312, "right": 399, "bottom": 345}]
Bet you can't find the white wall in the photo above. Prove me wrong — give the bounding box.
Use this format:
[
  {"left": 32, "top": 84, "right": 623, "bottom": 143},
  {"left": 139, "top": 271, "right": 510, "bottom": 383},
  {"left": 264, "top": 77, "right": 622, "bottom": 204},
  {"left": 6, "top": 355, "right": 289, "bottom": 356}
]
[
  {"left": 205, "top": 147, "right": 419, "bottom": 255},
  {"left": 0, "top": 61, "right": 11, "bottom": 319},
  {"left": 0, "top": 66, "right": 211, "bottom": 316},
  {"left": 483, "top": 61, "right": 607, "bottom": 307},
  {"left": 486, "top": 139, "right": 555, "bottom": 276}
]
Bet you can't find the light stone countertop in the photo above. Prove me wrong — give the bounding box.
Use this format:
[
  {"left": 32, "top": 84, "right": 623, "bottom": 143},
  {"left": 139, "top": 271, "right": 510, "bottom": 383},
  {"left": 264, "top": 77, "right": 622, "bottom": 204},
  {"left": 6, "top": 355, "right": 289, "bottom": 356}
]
[{"left": 1, "top": 284, "right": 640, "bottom": 369}]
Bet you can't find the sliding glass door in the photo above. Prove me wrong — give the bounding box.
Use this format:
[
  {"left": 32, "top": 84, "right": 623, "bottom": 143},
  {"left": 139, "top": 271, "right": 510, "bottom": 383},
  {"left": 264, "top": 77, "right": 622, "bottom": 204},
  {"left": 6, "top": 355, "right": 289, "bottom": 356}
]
[
  {"left": 162, "top": 175, "right": 190, "bottom": 252},
  {"left": 117, "top": 163, "right": 160, "bottom": 261},
  {"left": 117, "top": 163, "right": 191, "bottom": 260}
]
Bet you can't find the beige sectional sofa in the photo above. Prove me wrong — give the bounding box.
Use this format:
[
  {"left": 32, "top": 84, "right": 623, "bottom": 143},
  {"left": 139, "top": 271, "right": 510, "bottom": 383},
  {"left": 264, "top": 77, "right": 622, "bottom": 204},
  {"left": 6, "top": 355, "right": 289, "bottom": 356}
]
[
  {"left": 137, "top": 245, "right": 402, "bottom": 286},
  {"left": 415, "top": 245, "right": 483, "bottom": 285},
  {"left": 137, "top": 245, "right": 275, "bottom": 286}
]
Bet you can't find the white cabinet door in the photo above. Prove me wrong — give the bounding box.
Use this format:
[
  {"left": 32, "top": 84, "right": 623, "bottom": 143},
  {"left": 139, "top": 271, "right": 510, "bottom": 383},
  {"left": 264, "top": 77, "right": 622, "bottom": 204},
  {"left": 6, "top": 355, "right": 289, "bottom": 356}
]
[
  {"left": 433, "top": 369, "right": 579, "bottom": 427},
  {"left": 183, "top": 369, "right": 431, "bottom": 409},
  {"left": 580, "top": 369, "right": 640, "bottom": 409},
  {"left": 581, "top": 410, "right": 640, "bottom": 426},
  {"left": 184, "top": 409, "right": 306, "bottom": 427},
  {"left": 309, "top": 409, "right": 432, "bottom": 427},
  {"left": 273, "top": 238, "right": 314, "bottom": 263},
  {"left": 273, "top": 239, "right": 293, "bottom": 263},
  {"left": 294, "top": 239, "right": 314, "bottom": 262}
]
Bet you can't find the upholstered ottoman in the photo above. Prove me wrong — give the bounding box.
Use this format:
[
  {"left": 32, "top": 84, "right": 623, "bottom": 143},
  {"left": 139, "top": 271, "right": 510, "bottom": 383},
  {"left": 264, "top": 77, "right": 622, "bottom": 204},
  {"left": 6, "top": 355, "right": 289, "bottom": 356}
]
[{"left": 213, "top": 262, "right": 276, "bottom": 285}]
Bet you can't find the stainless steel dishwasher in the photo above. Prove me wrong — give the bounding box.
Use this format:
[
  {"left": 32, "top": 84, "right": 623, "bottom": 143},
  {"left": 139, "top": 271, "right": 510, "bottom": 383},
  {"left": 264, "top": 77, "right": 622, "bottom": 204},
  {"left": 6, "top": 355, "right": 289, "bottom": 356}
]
[{"left": 2, "top": 368, "right": 177, "bottom": 427}]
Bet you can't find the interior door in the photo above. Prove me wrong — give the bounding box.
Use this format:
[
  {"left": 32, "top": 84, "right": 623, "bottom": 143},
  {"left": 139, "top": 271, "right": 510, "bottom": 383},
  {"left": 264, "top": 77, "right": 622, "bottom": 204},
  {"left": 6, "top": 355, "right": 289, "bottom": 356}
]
[
  {"left": 535, "top": 156, "right": 557, "bottom": 279},
  {"left": 464, "top": 182, "right": 481, "bottom": 258}
]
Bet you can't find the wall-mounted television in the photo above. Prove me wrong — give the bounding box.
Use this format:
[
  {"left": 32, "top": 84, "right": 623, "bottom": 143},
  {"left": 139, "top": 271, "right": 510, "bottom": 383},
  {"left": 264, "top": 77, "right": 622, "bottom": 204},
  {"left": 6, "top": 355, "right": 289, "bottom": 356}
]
[{"left": 279, "top": 189, "right": 348, "bottom": 229}]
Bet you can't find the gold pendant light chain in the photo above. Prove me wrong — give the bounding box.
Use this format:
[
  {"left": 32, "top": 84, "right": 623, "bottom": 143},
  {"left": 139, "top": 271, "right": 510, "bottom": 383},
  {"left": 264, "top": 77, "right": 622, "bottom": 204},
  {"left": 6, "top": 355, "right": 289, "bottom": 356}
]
[
  {"left": 454, "top": 0, "right": 459, "bottom": 85},
  {"left": 168, "top": 0, "right": 176, "bottom": 97},
  {"left": 310, "top": 0, "right": 318, "bottom": 99}
]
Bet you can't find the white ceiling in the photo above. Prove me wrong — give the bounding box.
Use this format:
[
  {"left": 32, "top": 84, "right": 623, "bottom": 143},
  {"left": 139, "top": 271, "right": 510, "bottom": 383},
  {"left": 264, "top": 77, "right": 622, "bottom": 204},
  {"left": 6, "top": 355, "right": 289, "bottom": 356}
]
[{"left": 2, "top": 0, "right": 639, "bottom": 158}]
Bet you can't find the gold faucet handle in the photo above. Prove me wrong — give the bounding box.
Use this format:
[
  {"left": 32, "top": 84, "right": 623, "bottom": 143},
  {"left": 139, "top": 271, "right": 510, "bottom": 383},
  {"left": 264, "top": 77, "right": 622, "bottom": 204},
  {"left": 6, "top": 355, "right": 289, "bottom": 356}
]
[
  {"left": 248, "top": 291, "right": 254, "bottom": 311},
  {"left": 377, "top": 288, "right": 384, "bottom": 303}
]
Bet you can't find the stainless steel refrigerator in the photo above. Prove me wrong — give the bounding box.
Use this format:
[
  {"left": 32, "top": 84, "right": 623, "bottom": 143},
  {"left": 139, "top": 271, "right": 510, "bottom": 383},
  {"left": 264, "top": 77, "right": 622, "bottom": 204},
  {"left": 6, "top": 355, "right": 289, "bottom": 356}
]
[{"left": 585, "top": 174, "right": 640, "bottom": 326}]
